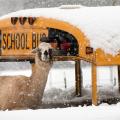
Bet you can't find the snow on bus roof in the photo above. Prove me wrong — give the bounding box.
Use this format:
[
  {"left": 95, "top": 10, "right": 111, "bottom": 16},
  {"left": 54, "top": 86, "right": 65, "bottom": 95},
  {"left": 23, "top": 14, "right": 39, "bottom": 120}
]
[{"left": 0, "top": 6, "right": 120, "bottom": 55}]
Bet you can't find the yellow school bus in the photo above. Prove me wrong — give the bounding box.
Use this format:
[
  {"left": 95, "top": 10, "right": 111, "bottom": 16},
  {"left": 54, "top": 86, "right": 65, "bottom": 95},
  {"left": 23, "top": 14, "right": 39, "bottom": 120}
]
[
  {"left": 0, "top": 6, "right": 120, "bottom": 65},
  {"left": 0, "top": 15, "right": 120, "bottom": 66}
]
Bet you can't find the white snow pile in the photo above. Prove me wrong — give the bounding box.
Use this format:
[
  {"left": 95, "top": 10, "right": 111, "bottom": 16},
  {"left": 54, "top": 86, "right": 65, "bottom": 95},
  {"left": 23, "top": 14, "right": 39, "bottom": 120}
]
[
  {"left": 0, "top": 6, "right": 120, "bottom": 55},
  {"left": 0, "top": 103, "right": 120, "bottom": 120}
]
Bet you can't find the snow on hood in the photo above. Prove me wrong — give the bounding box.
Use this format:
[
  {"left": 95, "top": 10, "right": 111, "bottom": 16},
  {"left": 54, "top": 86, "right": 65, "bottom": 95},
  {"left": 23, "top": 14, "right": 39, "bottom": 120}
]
[{"left": 0, "top": 6, "right": 120, "bottom": 55}]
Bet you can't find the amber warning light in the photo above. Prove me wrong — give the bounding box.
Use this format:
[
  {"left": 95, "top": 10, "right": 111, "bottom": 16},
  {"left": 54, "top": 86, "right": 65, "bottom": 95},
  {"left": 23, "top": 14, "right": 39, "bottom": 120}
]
[
  {"left": 11, "top": 17, "right": 18, "bottom": 25},
  {"left": 11, "top": 17, "right": 36, "bottom": 25}
]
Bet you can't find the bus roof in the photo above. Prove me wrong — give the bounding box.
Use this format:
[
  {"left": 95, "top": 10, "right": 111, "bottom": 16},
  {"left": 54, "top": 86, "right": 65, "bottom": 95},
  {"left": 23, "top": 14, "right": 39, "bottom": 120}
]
[{"left": 0, "top": 6, "right": 120, "bottom": 55}]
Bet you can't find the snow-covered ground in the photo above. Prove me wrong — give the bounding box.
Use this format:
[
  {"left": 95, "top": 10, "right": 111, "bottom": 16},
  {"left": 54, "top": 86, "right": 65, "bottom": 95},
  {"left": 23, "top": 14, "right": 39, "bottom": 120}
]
[{"left": 0, "top": 103, "right": 120, "bottom": 120}]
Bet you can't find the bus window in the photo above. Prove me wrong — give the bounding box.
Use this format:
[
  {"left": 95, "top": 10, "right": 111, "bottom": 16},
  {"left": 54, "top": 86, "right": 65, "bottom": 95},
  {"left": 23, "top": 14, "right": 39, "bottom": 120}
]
[{"left": 48, "top": 28, "right": 78, "bottom": 56}]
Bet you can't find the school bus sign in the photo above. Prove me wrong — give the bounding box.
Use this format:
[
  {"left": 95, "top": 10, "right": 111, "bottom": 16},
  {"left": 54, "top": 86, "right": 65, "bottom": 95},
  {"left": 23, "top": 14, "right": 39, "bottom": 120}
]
[{"left": 0, "top": 27, "right": 48, "bottom": 60}]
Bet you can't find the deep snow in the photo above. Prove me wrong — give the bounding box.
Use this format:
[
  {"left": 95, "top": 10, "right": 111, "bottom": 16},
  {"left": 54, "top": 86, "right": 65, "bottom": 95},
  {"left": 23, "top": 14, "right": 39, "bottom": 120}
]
[{"left": 0, "top": 103, "right": 120, "bottom": 120}]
